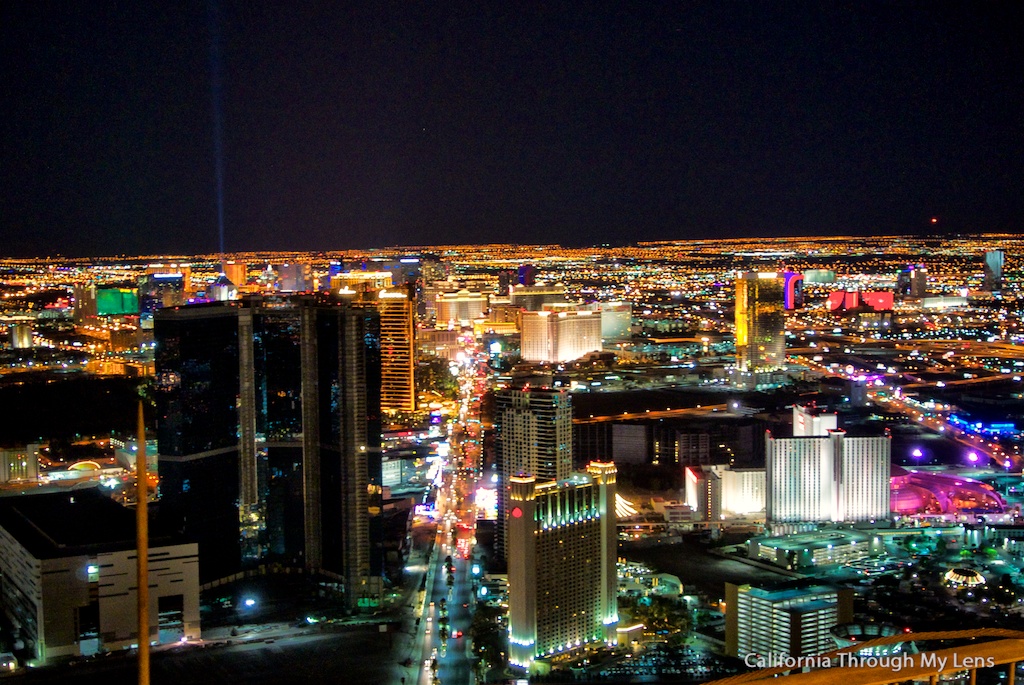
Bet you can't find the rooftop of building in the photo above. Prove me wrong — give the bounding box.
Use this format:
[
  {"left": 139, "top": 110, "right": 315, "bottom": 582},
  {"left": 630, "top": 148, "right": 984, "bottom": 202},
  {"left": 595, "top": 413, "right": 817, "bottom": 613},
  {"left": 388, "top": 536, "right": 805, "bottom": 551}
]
[
  {"left": 782, "top": 599, "right": 838, "bottom": 614},
  {"left": 0, "top": 487, "right": 174, "bottom": 559},
  {"left": 734, "top": 578, "right": 844, "bottom": 601},
  {"left": 769, "top": 427, "right": 891, "bottom": 440},
  {"left": 751, "top": 529, "right": 871, "bottom": 552},
  {"left": 794, "top": 403, "right": 837, "bottom": 417}
]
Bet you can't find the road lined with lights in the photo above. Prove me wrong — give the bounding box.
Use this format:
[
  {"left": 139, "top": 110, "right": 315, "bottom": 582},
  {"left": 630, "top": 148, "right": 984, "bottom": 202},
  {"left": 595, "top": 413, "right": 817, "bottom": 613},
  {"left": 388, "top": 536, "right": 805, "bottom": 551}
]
[{"left": 574, "top": 404, "right": 728, "bottom": 424}]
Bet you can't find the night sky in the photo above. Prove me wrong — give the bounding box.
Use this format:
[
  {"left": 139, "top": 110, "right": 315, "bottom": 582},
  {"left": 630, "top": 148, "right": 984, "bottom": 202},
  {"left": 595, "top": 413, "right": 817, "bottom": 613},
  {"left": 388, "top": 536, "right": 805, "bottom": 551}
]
[{"left": 2, "top": 2, "right": 1023, "bottom": 257}]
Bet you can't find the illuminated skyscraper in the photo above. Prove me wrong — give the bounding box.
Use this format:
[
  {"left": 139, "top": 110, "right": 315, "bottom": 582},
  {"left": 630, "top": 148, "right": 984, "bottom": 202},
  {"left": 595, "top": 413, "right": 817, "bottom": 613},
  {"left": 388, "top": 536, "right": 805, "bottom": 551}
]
[
  {"left": 331, "top": 270, "right": 394, "bottom": 293},
  {"left": 782, "top": 271, "right": 804, "bottom": 310},
  {"left": 517, "top": 263, "right": 537, "bottom": 286},
  {"left": 138, "top": 273, "right": 185, "bottom": 317},
  {"left": 766, "top": 407, "right": 890, "bottom": 524},
  {"left": 597, "top": 301, "right": 632, "bottom": 340},
  {"left": 277, "top": 262, "right": 312, "bottom": 292},
  {"left": 735, "top": 272, "right": 786, "bottom": 373},
  {"left": 435, "top": 289, "right": 488, "bottom": 326},
  {"left": 520, "top": 310, "right": 602, "bottom": 363},
  {"left": 73, "top": 283, "right": 99, "bottom": 323},
  {"left": 509, "top": 283, "right": 568, "bottom": 310},
  {"left": 495, "top": 387, "right": 572, "bottom": 562},
  {"left": 10, "top": 323, "right": 33, "bottom": 349},
  {"left": 155, "top": 294, "right": 383, "bottom": 605},
  {"left": 983, "top": 250, "right": 1004, "bottom": 293},
  {"left": 208, "top": 274, "right": 238, "bottom": 301},
  {"left": 222, "top": 261, "right": 247, "bottom": 288},
  {"left": 507, "top": 463, "right": 618, "bottom": 672},
  {"left": 792, "top": 403, "right": 838, "bottom": 437},
  {"left": 895, "top": 264, "right": 927, "bottom": 299},
  {"left": 0, "top": 443, "right": 40, "bottom": 482},
  {"left": 685, "top": 466, "right": 722, "bottom": 521},
  {"left": 377, "top": 287, "right": 416, "bottom": 412}
]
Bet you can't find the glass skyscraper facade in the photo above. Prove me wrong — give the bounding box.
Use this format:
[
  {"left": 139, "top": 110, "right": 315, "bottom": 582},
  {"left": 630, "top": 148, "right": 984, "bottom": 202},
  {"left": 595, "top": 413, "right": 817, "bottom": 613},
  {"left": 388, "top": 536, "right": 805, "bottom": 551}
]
[
  {"left": 155, "top": 303, "right": 242, "bottom": 582},
  {"left": 735, "top": 272, "right": 786, "bottom": 374},
  {"left": 154, "top": 294, "right": 383, "bottom": 605}
]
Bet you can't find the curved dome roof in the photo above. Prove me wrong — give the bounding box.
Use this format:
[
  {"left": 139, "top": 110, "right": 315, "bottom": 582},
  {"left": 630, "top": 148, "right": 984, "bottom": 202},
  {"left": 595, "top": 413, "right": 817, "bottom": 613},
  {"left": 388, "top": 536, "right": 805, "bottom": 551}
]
[
  {"left": 69, "top": 460, "right": 102, "bottom": 471},
  {"left": 944, "top": 568, "right": 985, "bottom": 586}
]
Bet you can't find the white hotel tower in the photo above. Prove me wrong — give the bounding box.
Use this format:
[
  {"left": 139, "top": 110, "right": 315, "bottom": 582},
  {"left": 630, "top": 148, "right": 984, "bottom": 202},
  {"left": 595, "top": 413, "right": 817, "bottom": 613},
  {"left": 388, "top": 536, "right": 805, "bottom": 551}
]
[
  {"left": 766, "top": 405, "right": 890, "bottom": 524},
  {"left": 520, "top": 310, "right": 602, "bottom": 363}
]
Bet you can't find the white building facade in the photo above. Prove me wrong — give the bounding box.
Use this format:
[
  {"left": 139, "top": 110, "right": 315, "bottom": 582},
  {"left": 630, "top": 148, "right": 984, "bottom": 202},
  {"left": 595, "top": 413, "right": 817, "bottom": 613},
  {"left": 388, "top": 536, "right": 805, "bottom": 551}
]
[
  {"left": 726, "top": 581, "right": 853, "bottom": 659},
  {"left": 0, "top": 492, "right": 200, "bottom": 665},
  {"left": 495, "top": 388, "right": 573, "bottom": 560},
  {"left": 520, "top": 310, "right": 601, "bottom": 363},
  {"left": 766, "top": 430, "right": 890, "bottom": 524}
]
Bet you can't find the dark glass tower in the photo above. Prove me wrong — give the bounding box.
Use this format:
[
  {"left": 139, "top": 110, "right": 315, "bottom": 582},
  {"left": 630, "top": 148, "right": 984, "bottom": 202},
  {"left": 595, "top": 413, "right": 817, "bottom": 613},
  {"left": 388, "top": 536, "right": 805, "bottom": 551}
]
[
  {"left": 250, "top": 302, "right": 304, "bottom": 563},
  {"left": 155, "top": 303, "right": 242, "bottom": 582},
  {"left": 304, "top": 300, "right": 384, "bottom": 601},
  {"left": 154, "top": 294, "right": 383, "bottom": 605}
]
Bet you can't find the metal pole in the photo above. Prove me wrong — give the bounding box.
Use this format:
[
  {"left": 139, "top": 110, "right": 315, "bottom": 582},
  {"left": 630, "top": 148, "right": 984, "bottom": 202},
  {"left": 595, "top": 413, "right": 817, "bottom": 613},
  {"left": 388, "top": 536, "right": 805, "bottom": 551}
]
[{"left": 136, "top": 400, "right": 150, "bottom": 685}]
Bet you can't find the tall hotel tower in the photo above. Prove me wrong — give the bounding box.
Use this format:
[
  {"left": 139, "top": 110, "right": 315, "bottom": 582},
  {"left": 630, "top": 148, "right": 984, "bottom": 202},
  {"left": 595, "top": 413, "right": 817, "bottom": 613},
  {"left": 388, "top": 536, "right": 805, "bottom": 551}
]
[
  {"left": 520, "top": 310, "right": 602, "bottom": 363},
  {"left": 766, "top": 405, "right": 890, "bottom": 525},
  {"left": 983, "top": 250, "right": 1005, "bottom": 293},
  {"left": 507, "top": 463, "right": 618, "bottom": 671},
  {"left": 495, "top": 387, "right": 573, "bottom": 562},
  {"left": 735, "top": 272, "right": 786, "bottom": 375},
  {"left": 155, "top": 293, "right": 384, "bottom": 606},
  {"left": 377, "top": 286, "right": 416, "bottom": 412}
]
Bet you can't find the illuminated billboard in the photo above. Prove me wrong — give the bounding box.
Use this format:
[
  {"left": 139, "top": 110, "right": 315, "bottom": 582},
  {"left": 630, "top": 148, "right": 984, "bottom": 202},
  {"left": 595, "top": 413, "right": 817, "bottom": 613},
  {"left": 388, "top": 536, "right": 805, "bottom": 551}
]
[{"left": 96, "top": 288, "right": 139, "bottom": 316}]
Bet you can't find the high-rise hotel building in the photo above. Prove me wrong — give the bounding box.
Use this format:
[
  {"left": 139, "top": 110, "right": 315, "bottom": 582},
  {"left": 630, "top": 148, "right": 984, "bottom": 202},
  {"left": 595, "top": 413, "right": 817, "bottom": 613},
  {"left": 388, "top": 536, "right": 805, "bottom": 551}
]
[
  {"left": 509, "top": 283, "right": 568, "bottom": 311},
  {"left": 766, "top": 406, "right": 890, "bottom": 524},
  {"left": 155, "top": 293, "right": 384, "bottom": 605},
  {"left": 735, "top": 272, "right": 786, "bottom": 374},
  {"left": 983, "top": 250, "right": 1005, "bottom": 293},
  {"left": 495, "top": 387, "right": 573, "bottom": 562},
  {"left": 507, "top": 463, "right": 618, "bottom": 671},
  {"left": 520, "top": 310, "right": 602, "bottom": 363},
  {"left": 377, "top": 287, "right": 416, "bottom": 412},
  {"left": 435, "top": 289, "right": 488, "bottom": 326},
  {"left": 330, "top": 270, "right": 394, "bottom": 293}
]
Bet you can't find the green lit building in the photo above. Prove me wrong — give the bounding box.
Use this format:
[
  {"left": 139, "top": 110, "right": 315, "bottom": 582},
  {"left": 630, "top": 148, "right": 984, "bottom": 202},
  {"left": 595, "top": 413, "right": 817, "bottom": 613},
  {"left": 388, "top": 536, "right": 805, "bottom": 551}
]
[{"left": 507, "top": 462, "right": 618, "bottom": 673}]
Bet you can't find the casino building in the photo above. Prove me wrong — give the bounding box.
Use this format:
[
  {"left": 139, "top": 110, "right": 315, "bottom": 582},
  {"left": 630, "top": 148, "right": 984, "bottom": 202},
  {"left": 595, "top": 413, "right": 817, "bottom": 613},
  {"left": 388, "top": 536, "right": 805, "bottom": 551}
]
[{"left": 507, "top": 463, "right": 618, "bottom": 672}]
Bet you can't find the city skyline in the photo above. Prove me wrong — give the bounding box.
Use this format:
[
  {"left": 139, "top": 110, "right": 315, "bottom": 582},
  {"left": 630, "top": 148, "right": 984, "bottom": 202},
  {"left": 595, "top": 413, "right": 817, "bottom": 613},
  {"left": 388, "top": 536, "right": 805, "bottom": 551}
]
[
  {"left": 3, "top": 2, "right": 1023, "bottom": 257},
  {"left": 2, "top": 3, "right": 1024, "bottom": 677},
  {"left": 0, "top": 231, "right": 1022, "bottom": 681}
]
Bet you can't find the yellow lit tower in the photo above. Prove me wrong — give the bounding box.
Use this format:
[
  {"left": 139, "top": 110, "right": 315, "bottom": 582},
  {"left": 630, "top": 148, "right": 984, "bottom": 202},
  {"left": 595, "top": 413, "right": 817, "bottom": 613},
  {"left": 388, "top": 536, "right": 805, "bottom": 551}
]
[
  {"left": 735, "top": 272, "right": 786, "bottom": 379},
  {"left": 377, "top": 285, "right": 416, "bottom": 412}
]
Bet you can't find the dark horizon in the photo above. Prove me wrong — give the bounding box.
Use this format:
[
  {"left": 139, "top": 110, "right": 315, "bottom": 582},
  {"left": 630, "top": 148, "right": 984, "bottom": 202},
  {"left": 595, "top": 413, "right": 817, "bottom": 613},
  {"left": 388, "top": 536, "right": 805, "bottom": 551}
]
[{"left": 3, "top": 2, "right": 1023, "bottom": 258}]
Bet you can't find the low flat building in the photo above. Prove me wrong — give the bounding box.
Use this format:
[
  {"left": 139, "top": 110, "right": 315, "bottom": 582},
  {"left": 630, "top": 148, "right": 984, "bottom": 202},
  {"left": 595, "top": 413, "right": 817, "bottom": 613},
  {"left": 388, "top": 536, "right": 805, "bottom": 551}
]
[
  {"left": 0, "top": 488, "right": 199, "bottom": 665},
  {"left": 747, "top": 529, "right": 883, "bottom": 570}
]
